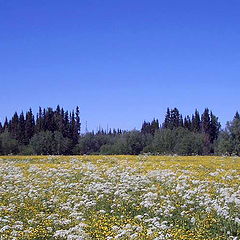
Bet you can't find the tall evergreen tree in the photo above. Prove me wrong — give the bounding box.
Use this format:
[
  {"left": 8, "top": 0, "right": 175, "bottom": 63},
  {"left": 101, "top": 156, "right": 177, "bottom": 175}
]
[
  {"left": 141, "top": 121, "right": 151, "bottom": 134},
  {"left": 10, "top": 112, "right": 19, "bottom": 139},
  {"left": 163, "top": 108, "right": 171, "bottom": 129},
  {"left": 179, "top": 114, "right": 184, "bottom": 128},
  {"left": 18, "top": 112, "right": 25, "bottom": 144},
  {"left": 234, "top": 111, "right": 240, "bottom": 120},
  {"left": 150, "top": 119, "right": 159, "bottom": 134},
  {"left": 192, "top": 110, "right": 201, "bottom": 132},
  {"left": 170, "top": 108, "right": 181, "bottom": 129},
  {"left": 64, "top": 111, "right": 70, "bottom": 138},
  {"left": 201, "top": 108, "right": 211, "bottom": 135},
  {"left": 45, "top": 107, "right": 55, "bottom": 132},
  {"left": 209, "top": 111, "right": 221, "bottom": 143},
  {"left": 201, "top": 108, "right": 212, "bottom": 154},
  {"left": 3, "top": 117, "right": 8, "bottom": 131},
  {"left": 184, "top": 116, "right": 192, "bottom": 130},
  {"left": 35, "top": 107, "right": 44, "bottom": 133},
  {"left": 25, "top": 108, "right": 35, "bottom": 144},
  {"left": 72, "top": 106, "right": 80, "bottom": 144}
]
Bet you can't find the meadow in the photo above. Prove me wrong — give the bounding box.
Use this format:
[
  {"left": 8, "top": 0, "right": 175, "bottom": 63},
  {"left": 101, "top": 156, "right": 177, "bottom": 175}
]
[{"left": 0, "top": 155, "right": 239, "bottom": 240}]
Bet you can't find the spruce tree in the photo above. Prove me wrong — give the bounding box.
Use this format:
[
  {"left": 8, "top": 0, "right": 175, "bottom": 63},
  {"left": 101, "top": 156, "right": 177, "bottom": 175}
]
[
  {"left": 35, "top": 107, "right": 44, "bottom": 133},
  {"left": 184, "top": 116, "right": 191, "bottom": 130},
  {"left": 25, "top": 108, "right": 35, "bottom": 144},
  {"left": 170, "top": 108, "right": 180, "bottom": 129},
  {"left": 179, "top": 115, "right": 184, "bottom": 128},
  {"left": 11, "top": 112, "right": 19, "bottom": 139},
  {"left": 234, "top": 111, "right": 240, "bottom": 120},
  {"left": 201, "top": 108, "right": 211, "bottom": 135},
  {"left": 75, "top": 106, "right": 80, "bottom": 134},
  {"left": 64, "top": 111, "right": 70, "bottom": 138},
  {"left": 18, "top": 112, "right": 25, "bottom": 144},
  {"left": 201, "top": 108, "right": 211, "bottom": 154},
  {"left": 209, "top": 111, "right": 221, "bottom": 143},
  {"left": 163, "top": 108, "right": 171, "bottom": 129},
  {"left": 3, "top": 117, "right": 8, "bottom": 131},
  {"left": 150, "top": 119, "right": 159, "bottom": 134},
  {"left": 192, "top": 110, "right": 201, "bottom": 132}
]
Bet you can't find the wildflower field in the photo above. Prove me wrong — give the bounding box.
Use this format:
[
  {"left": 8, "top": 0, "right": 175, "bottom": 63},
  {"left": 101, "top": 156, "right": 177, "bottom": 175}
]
[{"left": 0, "top": 155, "right": 239, "bottom": 240}]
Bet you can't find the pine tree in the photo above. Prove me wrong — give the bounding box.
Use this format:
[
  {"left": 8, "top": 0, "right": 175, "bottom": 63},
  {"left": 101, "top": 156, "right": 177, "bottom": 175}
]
[
  {"left": 36, "top": 107, "right": 44, "bottom": 133},
  {"left": 18, "top": 112, "right": 25, "bottom": 144},
  {"left": 163, "top": 108, "right": 171, "bottom": 129},
  {"left": 25, "top": 108, "right": 35, "bottom": 144},
  {"left": 60, "top": 108, "right": 65, "bottom": 135},
  {"left": 3, "top": 117, "right": 8, "bottom": 131},
  {"left": 75, "top": 106, "right": 80, "bottom": 134},
  {"left": 184, "top": 116, "right": 191, "bottom": 130},
  {"left": 179, "top": 115, "right": 184, "bottom": 128},
  {"left": 64, "top": 111, "right": 70, "bottom": 138},
  {"left": 45, "top": 107, "right": 55, "bottom": 132},
  {"left": 11, "top": 112, "right": 19, "bottom": 139},
  {"left": 150, "top": 119, "right": 159, "bottom": 134},
  {"left": 171, "top": 108, "right": 180, "bottom": 129},
  {"left": 201, "top": 108, "right": 212, "bottom": 154},
  {"left": 234, "top": 111, "right": 240, "bottom": 120},
  {"left": 192, "top": 110, "right": 201, "bottom": 132},
  {"left": 54, "top": 105, "right": 63, "bottom": 133},
  {"left": 209, "top": 111, "right": 221, "bottom": 143},
  {"left": 141, "top": 121, "right": 151, "bottom": 134},
  {"left": 201, "top": 108, "right": 211, "bottom": 135},
  {"left": 71, "top": 110, "right": 79, "bottom": 144}
]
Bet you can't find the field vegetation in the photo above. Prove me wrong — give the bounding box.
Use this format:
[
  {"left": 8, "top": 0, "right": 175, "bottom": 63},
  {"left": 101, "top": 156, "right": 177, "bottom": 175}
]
[{"left": 0, "top": 155, "right": 239, "bottom": 239}]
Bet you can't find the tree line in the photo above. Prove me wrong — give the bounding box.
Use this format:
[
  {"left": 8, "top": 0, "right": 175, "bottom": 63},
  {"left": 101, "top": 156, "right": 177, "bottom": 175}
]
[
  {"left": 0, "top": 106, "right": 239, "bottom": 155},
  {"left": 0, "top": 106, "right": 80, "bottom": 154}
]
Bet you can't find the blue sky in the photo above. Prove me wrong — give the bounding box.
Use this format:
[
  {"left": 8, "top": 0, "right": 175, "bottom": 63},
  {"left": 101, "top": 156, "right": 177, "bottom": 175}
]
[{"left": 0, "top": 0, "right": 240, "bottom": 132}]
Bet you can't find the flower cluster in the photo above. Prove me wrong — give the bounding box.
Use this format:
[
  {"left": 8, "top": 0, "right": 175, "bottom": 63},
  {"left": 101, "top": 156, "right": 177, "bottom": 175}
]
[{"left": 0, "top": 155, "right": 239, "bottom": 239}]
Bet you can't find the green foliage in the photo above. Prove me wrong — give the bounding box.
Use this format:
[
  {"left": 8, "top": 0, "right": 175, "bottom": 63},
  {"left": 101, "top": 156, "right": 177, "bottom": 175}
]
[
  {"left": 1, "top": 106, "right": 240, "bottom": 156},
  {"left": 215, "top": 112, "right": 240, "bottom": 155},
  {"left": 0, "top": 130, "right": 19, "bottom": 154},
  {"left": 150, "top": 128, "right": 176, "bottom": 154},
  {"left": 142, "top": 128, "right": 204, "bottom": 155},
  {"left": 174, "top": 129, "right": 204, "bottom": 155},
  {"left": 215, "top": 131, "right": 233, "bottom": 155},
  {"left": 30, "top": 131, "right": 72, "bottom": 155},
  {"left": 18, "top": 144, "right": 35, "bottom": 155},
  {"left": 76, "top": 133, "right": 111, "bottom": 154}
]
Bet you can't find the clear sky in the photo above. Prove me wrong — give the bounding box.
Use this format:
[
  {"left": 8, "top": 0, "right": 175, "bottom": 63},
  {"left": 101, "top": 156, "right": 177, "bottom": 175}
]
[{"left": 0, "top": 0, "right": 240, "bottom": 132}]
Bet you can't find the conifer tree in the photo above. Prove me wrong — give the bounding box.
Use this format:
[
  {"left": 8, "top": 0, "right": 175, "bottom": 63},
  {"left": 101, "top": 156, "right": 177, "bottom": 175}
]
[
  {"left": 75, "top": 106, "right": 80, "bottom": 133},
  {"left": 64, "top": 111, "right": 69, "bottom": 138},
  {"left": 179, "top": 115, "right": 184, "bottom": 128},
  {"left": 72, "top": 106, "right": 80, "bottom": 144},
  {"left": 25, "top": 108, "right": 35, "bottom": 143},
  {"left": 192, "top": 110, "right": 201, "bottom": 132},
  {"left": 3, "top": 117, "right": 8, "bottom": 131},
  {"left": 209, "top": 111, "right": 221, "bottom": 143},
  {"left": 163, "top": 108, "right": 171, "bottom": 129},
  {"left": 171, "top": 108, "right": 180, "bottom": 129},
  {"left": 45, "top": 107, "right": 55, "bottom": 132},
  {"left": 141, "top": 121, "right": 151, "bottom": 134},
  {"left": 18, "top": 112, "right": 25, "bottom": 144},
  {"left": 234, "top": 111, "right": 240, "bottom": 120},
  {"left": 35, "top": 107, "right": 44, "bottom": 133},
  {"left": 11, "top": 112, "right": 19, "bottom": 139},
  {"left": 150, "top": 119, "right": 159, "bottom": 134},
  {"left": 201, "top": 108, "right": 211, "bottom": 135},
  {"left": 184, "top": 116, "right": 191, "bottom": 130}
]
